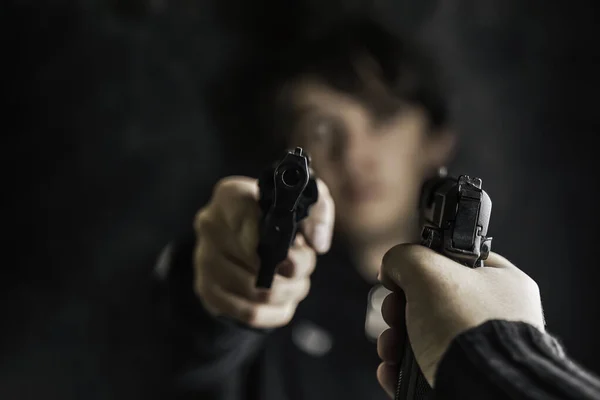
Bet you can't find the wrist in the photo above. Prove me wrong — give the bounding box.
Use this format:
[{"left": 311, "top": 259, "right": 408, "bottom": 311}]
[{"left": 434, "top": 320, "right": 565, "bottom": 396}]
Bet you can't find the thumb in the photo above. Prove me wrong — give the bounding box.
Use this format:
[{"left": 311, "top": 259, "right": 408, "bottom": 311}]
[
  {"left": 301, "top": 179, "right": 335, "bottom": 254},
  {"left": 380, "top": 244, "right": 452, "bottom": 294}
]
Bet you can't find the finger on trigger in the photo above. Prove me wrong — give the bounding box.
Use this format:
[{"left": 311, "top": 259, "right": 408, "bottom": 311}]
[{"left": 301, "top": 179, "right": 335, "bottom": 254}]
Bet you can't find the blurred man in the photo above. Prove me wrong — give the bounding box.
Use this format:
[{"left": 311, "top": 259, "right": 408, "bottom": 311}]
[{"left": 158, "top": 19, "right": 455, "bottom": 400}]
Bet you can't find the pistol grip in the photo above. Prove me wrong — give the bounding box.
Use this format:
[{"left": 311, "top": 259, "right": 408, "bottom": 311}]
[
  {"left": 395, "top": 235, "right": 439, "bottom": 400},
  {"left": 395, "top": 290, "right": 432, "bottom": 400}
]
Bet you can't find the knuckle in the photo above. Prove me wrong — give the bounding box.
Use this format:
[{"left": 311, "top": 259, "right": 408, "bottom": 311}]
[
  {"left": 213, "top": 176, "right": 255, "bottom": 200},
  {"left": 193, "top": 207, "right": 209, "bottom": 232},
  {"left": 194, "top": 208, "right": 219, "bottom": 235},
  {"left": 214, "top": 176, "right": 239, "bottom": 196}
]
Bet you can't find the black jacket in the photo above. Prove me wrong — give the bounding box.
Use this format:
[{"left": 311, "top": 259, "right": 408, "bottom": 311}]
[{"left": 158, "top": 233, "right": 600, "bottom": 400}]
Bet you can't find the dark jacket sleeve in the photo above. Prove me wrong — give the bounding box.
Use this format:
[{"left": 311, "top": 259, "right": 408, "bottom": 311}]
[
  {"left": 433, "top": 320, "right": 600, "bottom": 400},
  {"left": 155, "top": 230, "right": 268, "bottom": 399}
]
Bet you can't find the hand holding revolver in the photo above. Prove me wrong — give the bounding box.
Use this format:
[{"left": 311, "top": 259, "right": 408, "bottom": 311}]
[{"left": 192, "top": 149, "right": 335, "bottom": 329}]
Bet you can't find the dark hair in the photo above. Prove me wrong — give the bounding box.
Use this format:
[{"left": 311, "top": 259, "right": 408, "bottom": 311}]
[{"left": 206, "top": 19, "right": 448, "bottom": 168}]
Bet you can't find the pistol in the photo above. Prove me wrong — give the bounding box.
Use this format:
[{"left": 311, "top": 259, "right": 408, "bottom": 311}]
[
  {"left": 394, "top": 172, "right": 493, "bottom": 400},
  {"left": 255, "top": 147, "right": 319, "bottom": 288}
]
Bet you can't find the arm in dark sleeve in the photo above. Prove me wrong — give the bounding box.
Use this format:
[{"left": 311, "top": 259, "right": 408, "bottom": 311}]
[
  {"left": 154, "top": 230, "right": 268, "bottom": 397},
  {"left": 433, "top": 320, "right": 600, "bottom": 400}
]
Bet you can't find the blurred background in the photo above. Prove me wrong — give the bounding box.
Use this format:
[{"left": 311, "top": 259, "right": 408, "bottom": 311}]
[{"left": 2, "top": 0, "right": 598, "bottom": 398}]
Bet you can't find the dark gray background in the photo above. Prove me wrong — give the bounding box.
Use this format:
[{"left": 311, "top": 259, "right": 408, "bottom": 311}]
[{"left": 2, "top": 1, "right": 598, "bottom": 398}]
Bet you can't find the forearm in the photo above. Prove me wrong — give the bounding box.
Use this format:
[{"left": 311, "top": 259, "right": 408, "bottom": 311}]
[
  {"left": 433, "top": 320, "right": 600, "bottom": 400},
  {"left": 156, "top": 233, "right": 267, "bottom": 392}
]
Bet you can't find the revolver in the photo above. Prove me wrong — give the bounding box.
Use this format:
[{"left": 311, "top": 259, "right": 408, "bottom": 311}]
[
  {"left": 255, "top": 147, "right": 319, "bottom": 288},
  {"left": 394, "top": 172, "right": 493, "bottom": 400}
]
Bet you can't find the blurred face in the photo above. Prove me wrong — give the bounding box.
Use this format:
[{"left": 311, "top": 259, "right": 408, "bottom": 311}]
[{"left": 286, "top": 78, "right": 454, "bottom": 243}]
